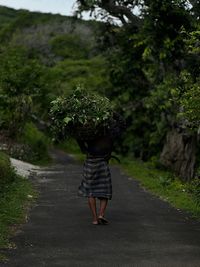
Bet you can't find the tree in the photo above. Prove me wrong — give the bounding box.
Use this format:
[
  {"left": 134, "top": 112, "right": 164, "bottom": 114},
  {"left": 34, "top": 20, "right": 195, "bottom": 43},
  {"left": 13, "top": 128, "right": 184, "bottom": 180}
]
[
  {"left": 74, "top": 0, "right": 199, "bottom": 180},
  {"left": 190, "top": 0, "right": 200, "bottom": 19},
  {"left": 179, "top": 27, "right": 200, "bottom": 129},
  {"left": 0, "top": 47, "right": 48, "bottom": 137},
  {"left": 76, "top": 0, "right": 142, "bottom": 26}
]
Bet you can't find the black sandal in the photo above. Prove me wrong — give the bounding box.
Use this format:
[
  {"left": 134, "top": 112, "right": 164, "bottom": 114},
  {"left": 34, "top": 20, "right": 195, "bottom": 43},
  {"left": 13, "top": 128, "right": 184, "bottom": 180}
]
[{"left": 98, "top": 216, "right": 109, "bottom": 225}]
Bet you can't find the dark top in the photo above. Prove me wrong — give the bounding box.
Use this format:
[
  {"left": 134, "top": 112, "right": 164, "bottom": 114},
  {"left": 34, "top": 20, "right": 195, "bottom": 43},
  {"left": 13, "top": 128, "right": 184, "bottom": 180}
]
[
  {"left": 77, "top": 135, "right": 113, "bottom": 158},
  {"left": 77, "top": 112, "right": 126, "bottom": 159}
]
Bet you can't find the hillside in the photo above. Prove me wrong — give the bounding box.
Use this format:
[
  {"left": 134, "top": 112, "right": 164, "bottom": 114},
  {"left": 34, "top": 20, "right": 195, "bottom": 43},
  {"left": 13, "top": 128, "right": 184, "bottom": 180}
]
[
  {"left": 0, "top": 5, "right": 103, "bottom": 65},
  {"left": 0, "top": 6, "right": 21, "bottom": 29},
  {"left": 0, "top": 5, "right": 110, "bottom": 97}
]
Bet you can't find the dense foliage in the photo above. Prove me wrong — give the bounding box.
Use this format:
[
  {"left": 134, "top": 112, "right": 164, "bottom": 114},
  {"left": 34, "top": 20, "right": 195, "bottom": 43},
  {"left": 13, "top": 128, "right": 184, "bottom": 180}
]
[
  {"left": 50, "top": 87, "right": 114, "bottom": 141},
  {"left": 76, "top": 0, "right": 200, "bottom": 181},
  {"left": 0, "top": 152, "right": 16, "bottom": 193},
  {"left": 0, "top": 6, "right": 110, "bottom": 162},
  {"left": 0, "top": 47, "right": 49, "bottom": 137}
]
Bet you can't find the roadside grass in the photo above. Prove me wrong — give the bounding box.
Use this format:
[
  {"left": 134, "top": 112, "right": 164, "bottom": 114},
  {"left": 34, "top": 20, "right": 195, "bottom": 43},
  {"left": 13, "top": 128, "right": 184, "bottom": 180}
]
[
  {"left": 121, "top": 157, "right": 200, "bottom": 218},
  {"left": 0, "top": 175, "right": 38, "bottom": 262}
]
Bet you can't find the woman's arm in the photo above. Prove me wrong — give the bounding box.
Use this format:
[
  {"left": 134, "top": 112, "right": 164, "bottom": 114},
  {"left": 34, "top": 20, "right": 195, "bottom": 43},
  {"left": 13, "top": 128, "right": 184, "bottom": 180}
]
[{"left": 76, "top": 139, "right": 88, "bottom": 154}]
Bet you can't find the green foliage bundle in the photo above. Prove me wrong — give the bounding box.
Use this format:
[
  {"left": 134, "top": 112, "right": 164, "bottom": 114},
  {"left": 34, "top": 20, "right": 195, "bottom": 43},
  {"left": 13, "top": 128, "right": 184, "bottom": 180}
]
[
  {"left": 50, "top": 86, "right": 114, "bottom": 141},
  {"left": 0, "top": 152, "right": 16, "bottom": 194}
]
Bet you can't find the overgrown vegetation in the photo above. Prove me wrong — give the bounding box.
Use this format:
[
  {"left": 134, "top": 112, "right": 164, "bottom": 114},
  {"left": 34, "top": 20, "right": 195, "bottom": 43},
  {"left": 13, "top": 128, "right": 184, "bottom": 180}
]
[
  {"left": 0, "top": 6, "right": 109, "bottom": 164},
  {"left": 0, "top": 152, "right": 37, "bottom": 260},
  {"left": 76, "top": 0, "right": 200, "bottom": 182},
  {"left": 121, "top": 158, "right": 200, "bottom": 218},
  {"left": 18, "top": 122, "right": 50, "bottom": 164},
  {"left": 0, "top": 152, "right": 16, "bottom": 193}
]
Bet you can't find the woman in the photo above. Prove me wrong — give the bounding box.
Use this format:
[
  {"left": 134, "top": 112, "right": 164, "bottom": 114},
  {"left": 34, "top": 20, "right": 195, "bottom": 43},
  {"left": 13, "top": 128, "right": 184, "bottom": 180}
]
[{"left": 77, "top": 112, "right": 125, "bottom": 225}]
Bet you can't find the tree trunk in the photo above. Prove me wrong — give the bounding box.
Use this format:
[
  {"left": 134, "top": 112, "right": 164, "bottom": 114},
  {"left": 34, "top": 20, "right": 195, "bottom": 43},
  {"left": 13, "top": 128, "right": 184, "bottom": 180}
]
[{"left": 160, "top": 129, "right": 197, "bottom": 182}]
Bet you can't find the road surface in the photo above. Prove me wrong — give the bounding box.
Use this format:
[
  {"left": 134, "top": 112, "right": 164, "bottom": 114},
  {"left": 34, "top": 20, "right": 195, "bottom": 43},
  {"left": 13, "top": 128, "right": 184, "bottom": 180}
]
[{"left": 1, "top": 149, "right": 200, "bottom": 267}]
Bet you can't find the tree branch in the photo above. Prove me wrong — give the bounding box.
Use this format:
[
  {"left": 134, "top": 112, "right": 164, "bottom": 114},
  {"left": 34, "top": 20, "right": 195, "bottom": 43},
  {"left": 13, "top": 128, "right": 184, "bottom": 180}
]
[
  {"left": 100, "top": 0, "right": 141, "bottom": 25},
  {"left": 76, "top": 0, "right": 141, "bottom": 26}
]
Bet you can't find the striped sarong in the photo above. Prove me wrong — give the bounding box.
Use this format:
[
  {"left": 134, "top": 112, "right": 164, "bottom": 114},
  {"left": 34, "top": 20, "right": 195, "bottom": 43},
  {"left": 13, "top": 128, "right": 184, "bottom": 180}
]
[{"left": 78, "top": 157, "right": 112, "bottom": 200}]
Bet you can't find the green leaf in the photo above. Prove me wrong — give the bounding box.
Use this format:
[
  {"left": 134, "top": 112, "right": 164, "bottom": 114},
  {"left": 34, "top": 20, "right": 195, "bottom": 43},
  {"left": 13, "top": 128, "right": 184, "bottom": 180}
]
[{"left": 63, "top": 117, "right": 72, "bottom": 124}]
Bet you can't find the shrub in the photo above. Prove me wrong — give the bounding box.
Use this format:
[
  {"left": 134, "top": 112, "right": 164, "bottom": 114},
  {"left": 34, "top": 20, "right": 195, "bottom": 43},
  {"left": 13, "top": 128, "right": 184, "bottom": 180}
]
[
  {"left": 187, "top": 177, "right": 200, "bottom": 207},
  {"left": 0, "top": 152, "right": 16, "bottom": 193},
  {"left": 0, "top": 47, "right": 49, "bottom": 137},
  {"left": 19, "top": 122, "right": 49, "bottom": 163}
]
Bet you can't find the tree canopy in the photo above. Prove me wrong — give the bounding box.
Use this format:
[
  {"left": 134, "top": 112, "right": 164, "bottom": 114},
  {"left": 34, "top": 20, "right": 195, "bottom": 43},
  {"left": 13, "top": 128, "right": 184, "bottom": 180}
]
[{"left": 75, "top": 0, "right": 200, "bottom": 180}]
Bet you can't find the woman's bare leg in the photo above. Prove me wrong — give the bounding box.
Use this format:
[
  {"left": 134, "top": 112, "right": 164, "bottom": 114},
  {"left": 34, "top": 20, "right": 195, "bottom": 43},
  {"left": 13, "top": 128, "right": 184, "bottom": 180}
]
[
  {"left": 88, "top": 197, "right": 98, "bottom": 224},
  {"left": 99, "top": 198, "right": 108, "bottom": 217}
]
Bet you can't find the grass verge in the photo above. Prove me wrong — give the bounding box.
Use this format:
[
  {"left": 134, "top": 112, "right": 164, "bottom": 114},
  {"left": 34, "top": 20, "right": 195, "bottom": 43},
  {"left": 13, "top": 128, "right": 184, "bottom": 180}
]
[
  {"left": 121, "top": 157, "right": 200, "bottom": 218},
  {"left": 0, "top": 175, "right": 38, "bottom": 262}
]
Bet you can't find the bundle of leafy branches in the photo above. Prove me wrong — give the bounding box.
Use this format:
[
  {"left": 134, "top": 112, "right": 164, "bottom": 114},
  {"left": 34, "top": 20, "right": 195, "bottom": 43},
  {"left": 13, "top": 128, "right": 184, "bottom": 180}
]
[{"left": 50, "top": 86, "right": 124, "bottom": 141}]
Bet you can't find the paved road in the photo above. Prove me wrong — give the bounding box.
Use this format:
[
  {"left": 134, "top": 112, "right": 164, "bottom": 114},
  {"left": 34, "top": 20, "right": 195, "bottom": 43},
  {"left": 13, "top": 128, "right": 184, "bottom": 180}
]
[{"left": 1, "top": 150, "right": 200, "bottom": 267}]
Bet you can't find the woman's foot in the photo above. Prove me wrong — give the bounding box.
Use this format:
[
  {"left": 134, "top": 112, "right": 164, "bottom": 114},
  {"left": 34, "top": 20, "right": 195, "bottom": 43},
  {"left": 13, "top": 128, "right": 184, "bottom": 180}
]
[{"left": 92, "top": 220, "right": 99, "bottom": 225}]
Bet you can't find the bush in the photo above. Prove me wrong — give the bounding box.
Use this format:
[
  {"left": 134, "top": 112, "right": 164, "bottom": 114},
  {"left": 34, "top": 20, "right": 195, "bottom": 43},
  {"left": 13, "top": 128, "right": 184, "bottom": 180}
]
[
  {"left": 19, "top": 122, "right": 49, "bottom": 163},
  {"left": 187, "top": 177, "right": 200, "bottom": 207},
  {"left": 0, "top": 46, "right": 49, "bottom": 137},
  {"left": 0, "top": 152, "right": 16, "bottom": 193}
]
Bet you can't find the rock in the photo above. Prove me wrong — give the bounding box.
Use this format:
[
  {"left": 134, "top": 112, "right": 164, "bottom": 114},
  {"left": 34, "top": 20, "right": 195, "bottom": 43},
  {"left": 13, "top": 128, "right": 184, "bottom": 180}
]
[{"left": 160, "top": 129, "right": 196, "bottom": 181}]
